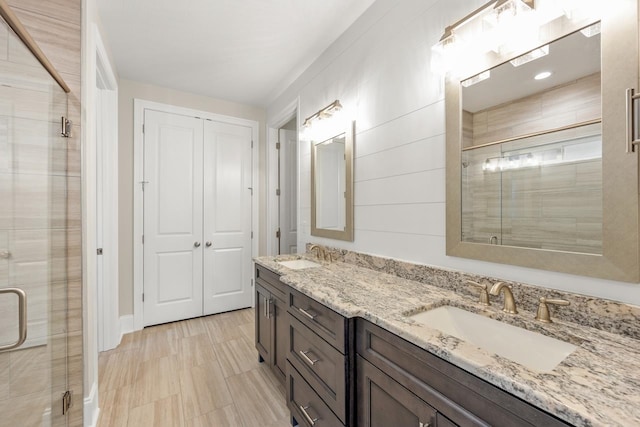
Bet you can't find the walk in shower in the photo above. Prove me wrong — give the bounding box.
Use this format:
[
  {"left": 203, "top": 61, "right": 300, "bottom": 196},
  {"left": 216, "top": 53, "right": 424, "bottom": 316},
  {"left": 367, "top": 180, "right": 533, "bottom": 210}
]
[{"left": 0, "top": 6, "right": 73, "bottom": 427}]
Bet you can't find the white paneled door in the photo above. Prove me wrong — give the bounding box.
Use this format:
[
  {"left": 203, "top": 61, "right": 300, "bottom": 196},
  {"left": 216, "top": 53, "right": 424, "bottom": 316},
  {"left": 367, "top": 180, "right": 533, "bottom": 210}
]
[
  {"left": 143, "top": 110, "right": 254, "bottom": 326},
  {"left": 279, "top": 128, "right": 297, "bottom": 254},
  {"left": 143, "top": 110, "right": 204, "bottom": 326},
  {"left": 203, "top": 121, "right": 253, "bottom": 315}
]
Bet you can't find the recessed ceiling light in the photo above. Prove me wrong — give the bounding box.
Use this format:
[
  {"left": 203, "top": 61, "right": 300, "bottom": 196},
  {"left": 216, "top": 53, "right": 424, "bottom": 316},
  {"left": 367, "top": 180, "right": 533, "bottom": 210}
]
[{"left": 534, "top": 71, "right": 552, "bottom": 80}]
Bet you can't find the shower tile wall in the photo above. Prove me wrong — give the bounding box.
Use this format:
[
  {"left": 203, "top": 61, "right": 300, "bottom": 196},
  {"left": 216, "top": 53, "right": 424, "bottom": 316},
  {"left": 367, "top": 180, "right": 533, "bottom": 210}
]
[{"left": 6, "top": 0, "right": 82, "bottom": 425}]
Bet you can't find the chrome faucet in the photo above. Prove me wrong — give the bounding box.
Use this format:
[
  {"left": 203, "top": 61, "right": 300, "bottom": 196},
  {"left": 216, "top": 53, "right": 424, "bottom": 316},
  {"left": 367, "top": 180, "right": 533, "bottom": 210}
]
[{"left": 489, "top": 282, "right": 518, "bottom": 314}]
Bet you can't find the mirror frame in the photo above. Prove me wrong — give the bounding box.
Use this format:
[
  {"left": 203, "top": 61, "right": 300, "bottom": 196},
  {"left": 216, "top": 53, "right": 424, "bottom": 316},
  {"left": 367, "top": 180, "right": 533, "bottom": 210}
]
[
  {"left": 446, "top": 2, "right": 640, "bottom": 282},
  {"left": 311, "top": 121, "right": 355, "bottom": 241}
]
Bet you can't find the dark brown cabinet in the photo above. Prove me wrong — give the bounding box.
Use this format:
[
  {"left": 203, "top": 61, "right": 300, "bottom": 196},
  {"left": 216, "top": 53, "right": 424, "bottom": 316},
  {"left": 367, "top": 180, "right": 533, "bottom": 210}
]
[
  {"left": 356, "top": 319, "right": 572, "bottom": 427},
  {"left": 357, "top": 355, "right": 455, "bottom": 427},
  {"left": 255, "top": 266, "right": 289, "bottom": 382},
  {"left": 286, "top": 283, "right": 354, "bottom": 427},
  {"left": 255, "top": 264, "right": 574, "bottom": 427}
]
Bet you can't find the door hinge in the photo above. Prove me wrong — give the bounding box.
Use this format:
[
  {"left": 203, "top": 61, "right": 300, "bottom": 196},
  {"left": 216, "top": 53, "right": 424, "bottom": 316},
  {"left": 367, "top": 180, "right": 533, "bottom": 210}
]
[
  {"left": 142, "top": 293, "right": 145, "bottom": 302},
  {"left": 276, "top": 142, "right": 281, "bottom": 150},
  {"left": 97, "top": 248, "right": 103, "bottom": 255},
  {"left": 142, "top": 124, "right": 145, "bottom": 134},
  {"left": 62, "top": 390, "right": 72, "bottom": 415},
  {"left": 251, "top": 278, "right": 254, "bottom": 287},
  {"left": 142, "top": 235, "right": 144, "bottom": 244},
  {"left": 251, "top": 140, "right": 254, "bottom": 148},
  {"left": 276, "top": 188, "right": 281, "bottom": 196},
  {"left": 61, "top": 117, "right": 72, "bottom": 138},
  {"left": 251, "top": 231, "right": 254, "bottom": 239},
  {"left": 276, "top": 229, "right": 281, "bottom": 239}
]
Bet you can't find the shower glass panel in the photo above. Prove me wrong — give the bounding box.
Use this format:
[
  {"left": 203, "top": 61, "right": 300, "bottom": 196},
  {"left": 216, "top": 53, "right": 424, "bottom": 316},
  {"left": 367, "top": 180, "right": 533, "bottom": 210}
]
[
  {"left": 462, "top": 123, "right": 603, "bottom": 254},
  {"left": 0, "top": 15, "right": 69, "bottom": 427}
]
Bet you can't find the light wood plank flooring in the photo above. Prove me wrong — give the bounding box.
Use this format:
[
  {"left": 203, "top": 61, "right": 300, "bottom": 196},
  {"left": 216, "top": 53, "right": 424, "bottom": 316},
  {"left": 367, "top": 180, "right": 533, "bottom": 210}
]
[{"left": 97, "top": 308, "right": 291, "bottom": 427}]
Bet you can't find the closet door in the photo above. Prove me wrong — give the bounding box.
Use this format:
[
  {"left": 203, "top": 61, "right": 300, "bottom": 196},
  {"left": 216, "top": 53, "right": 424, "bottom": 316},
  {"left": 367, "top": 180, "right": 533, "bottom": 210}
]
[
  {"left": 143, "top": 110, "right": 204, "bottom": 326},
  {"left": 203, "top": 120, "right": 253, "bottom": 315}
]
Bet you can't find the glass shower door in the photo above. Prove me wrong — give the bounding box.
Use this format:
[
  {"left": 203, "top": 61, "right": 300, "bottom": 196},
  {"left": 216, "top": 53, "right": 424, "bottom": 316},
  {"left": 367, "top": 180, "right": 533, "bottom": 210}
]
[{"left": 0, "top": 15, "right": 69, "bottom": 427}]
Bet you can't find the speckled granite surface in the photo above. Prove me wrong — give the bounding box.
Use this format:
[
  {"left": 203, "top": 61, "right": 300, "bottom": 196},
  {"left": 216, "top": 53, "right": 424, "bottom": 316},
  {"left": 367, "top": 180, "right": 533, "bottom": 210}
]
[{"left": 255, "top": 253, "right": 640, "bottom": 427}]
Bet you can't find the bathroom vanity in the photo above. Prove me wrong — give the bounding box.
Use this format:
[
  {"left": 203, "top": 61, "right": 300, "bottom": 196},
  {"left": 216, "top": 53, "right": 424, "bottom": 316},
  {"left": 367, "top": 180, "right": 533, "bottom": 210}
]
[{"left": 255, "top": 253, "right": 640, "bottom": 427}]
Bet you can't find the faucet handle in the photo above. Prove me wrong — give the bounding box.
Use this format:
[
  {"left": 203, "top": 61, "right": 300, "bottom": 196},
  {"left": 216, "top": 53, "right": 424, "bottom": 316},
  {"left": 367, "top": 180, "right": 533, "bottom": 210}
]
[
  {"left": 535, "top": 297, "right": 570, "bottom": 323},
  {"left": 466, "top": 280, "right": 490, "bottom": 306}
]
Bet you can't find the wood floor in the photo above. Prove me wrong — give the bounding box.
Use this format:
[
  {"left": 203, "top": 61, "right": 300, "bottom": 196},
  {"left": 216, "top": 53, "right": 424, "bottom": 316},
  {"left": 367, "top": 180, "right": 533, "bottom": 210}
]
[{"left": 97, "top": 308, "right": 291, "bottom": 427}]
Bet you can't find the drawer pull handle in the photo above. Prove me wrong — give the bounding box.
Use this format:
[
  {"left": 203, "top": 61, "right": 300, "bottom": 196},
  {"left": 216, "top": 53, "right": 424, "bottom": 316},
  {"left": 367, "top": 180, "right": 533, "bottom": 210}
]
[
  {"left": 299, "top": 405, "right": 318, "bottom": 426},
  {"left": 299, "top": 350, "right": 319, "bottom": 366},
  {"left": 419, "top": 422, "right": 431, "bottom": 427},
  {"left": 298, "top": 307, "right": 316, "bottom": 320}
]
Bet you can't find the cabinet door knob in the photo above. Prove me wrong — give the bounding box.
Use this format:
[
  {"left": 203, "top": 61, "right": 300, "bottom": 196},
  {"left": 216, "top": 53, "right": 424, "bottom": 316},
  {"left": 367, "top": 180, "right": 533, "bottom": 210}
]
[
  {"left": 205, "top": 241, "right": 212, "bottom": 247},
  {"left": 194, "top": 241, "right": 201, "bottom": 248}
]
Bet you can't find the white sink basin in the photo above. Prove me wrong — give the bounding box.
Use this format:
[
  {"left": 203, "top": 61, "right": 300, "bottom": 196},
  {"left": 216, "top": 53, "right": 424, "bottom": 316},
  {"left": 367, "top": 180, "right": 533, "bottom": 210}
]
[
  {"left": 277, "top": 259, "right": 322, "bottom": 270},
  {"left": 409, "top": 306, "right": 577, "bottom": 372}
]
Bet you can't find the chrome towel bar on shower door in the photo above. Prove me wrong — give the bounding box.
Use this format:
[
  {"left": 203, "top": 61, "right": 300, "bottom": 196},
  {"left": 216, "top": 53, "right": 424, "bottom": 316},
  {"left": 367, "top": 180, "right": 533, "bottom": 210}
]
[{"left": 0, "top": 287, "right": 27, "bottom": 351}]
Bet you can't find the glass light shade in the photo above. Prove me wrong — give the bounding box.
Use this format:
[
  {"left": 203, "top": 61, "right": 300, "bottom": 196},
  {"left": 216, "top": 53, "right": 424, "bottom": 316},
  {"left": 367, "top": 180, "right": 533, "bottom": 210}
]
[
  {"left": 483, "top": 0, "right": 537, "bottom": 54},
  {"left": 510, "top": 44, "right": 549, "bottom": 67}
]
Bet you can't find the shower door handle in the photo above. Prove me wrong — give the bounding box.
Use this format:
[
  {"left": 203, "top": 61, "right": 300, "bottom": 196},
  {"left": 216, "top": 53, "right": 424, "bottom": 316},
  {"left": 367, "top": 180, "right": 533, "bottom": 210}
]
[{"left": 0, "top": 288, "right": 27, "bottom": 351}]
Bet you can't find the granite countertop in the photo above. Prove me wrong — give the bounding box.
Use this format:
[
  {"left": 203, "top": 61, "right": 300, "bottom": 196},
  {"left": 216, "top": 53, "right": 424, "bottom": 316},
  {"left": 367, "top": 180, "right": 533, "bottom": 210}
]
[{"left": 255, "top": 255, "right": 640, "bottom": 427}]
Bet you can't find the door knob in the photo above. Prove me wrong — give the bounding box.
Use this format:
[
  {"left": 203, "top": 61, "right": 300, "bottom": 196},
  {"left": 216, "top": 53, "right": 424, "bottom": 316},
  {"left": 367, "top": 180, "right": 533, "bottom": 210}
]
[
  {"left": 194, "top": 241, "right": 201, "bottom": 248},
  {"left": 205, "top": 241, "right": 212, "bottom": 247}
]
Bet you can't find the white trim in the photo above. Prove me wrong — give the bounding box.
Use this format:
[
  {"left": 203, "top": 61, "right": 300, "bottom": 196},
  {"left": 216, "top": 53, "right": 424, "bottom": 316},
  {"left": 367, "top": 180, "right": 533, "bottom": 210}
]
[
  {"left": 94, "top": 24, "right": 120, "bottom": 352},
  {"left": 133, "top": 99, "right": 260, "bottom": 331},
  {"left": 119, "top": 314, "right": 134, "bottom": 343},
  {"left": 84, "top": 381, "right": 100, "bottom": 427},
  {"left": 266, "top": 98, "right": 299, "bottom": 256}
]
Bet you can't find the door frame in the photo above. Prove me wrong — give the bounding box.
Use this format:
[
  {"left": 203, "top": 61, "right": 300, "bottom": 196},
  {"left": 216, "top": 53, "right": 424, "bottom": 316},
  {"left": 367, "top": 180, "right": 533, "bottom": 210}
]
[
  {"left": 132, "top": 99, "right": 259, "bottom": 331},
  {"left": 266, "top": 98, "right": 299, "bottom": 255},
  {"left": 93, "top": 24, "right": 120, "bottom": 352}
]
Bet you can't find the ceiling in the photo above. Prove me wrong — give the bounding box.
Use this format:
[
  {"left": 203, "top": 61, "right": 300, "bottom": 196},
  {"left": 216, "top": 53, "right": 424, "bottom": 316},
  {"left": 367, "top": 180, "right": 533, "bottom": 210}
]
[{"left": 96, "top": 0, "right": 375, "bottom": 107}]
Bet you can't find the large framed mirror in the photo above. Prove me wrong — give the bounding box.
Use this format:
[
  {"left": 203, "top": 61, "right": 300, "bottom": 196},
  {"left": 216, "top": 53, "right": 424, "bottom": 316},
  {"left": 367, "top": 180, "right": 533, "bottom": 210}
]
[
  {"left": 311, "top": 121, "right": 354, "bottom": 241},
  {"left": 446, "top": 2, "right": 640, "bottom": 282}
]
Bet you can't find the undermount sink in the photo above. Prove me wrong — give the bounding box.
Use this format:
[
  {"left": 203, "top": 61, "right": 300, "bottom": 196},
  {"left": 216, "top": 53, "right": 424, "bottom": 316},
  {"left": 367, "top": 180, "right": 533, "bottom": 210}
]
[
  {"left": 277, "top": 259, "right": 322, "bottom": 270},
  {"left": 408, "top": 306, "right": 577, "bottom": 372}
]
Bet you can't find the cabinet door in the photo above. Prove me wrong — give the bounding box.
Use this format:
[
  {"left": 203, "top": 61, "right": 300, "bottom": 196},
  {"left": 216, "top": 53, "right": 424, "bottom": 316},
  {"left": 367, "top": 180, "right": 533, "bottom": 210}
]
[
  {"left": 357, "top": 355, "right": 441, "bottom": 427},
  {"left": 255, "top": 284, "right": 272, "bottom": 363},
  {"left": 272, "top": 293, "right": 288, "bottom": 382}
]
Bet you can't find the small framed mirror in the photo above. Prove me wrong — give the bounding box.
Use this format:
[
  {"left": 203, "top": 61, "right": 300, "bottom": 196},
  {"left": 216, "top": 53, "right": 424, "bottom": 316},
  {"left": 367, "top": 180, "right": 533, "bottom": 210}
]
[{"left": 311, "top": 122, "right": 354, "bottom": 241}]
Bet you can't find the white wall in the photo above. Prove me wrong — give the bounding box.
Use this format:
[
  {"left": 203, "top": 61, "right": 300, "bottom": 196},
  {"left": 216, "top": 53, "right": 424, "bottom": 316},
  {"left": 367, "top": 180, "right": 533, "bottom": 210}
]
[
  {"left": 267, "top": 0, "right": 640, "bottom": 306},
  {"left": 118, "top": 79, "right": 267, "bottom": 315}
]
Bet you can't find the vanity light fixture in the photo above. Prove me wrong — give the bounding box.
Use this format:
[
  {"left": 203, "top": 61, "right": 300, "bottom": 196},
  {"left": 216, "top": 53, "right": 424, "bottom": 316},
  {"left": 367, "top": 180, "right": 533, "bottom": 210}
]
[
  {"left": 534, "top": 71, "right": 552, "bottom": 80},
  {"left": 432, "top": 0, "right": 598, "bottom": 75},
  {"left": 510, "top": 45, "right": 549, "bottom": 67},
  {"left": 580, "top": 21, "right": 601, "bottom": 38},
  {"left": 461, "top": 70, "right": 491, "bottom": 87},
  {"left": 302, "top": 100, "right": 343, "bottom": 129},
  {"left": 301, "top": 100, "right": 346, "bottom": 142}
]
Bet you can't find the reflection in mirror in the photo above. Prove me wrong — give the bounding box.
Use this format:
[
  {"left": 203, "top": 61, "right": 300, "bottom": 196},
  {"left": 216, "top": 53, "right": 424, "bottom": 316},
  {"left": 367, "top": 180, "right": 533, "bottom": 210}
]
[
  {"left": 460, "top": 24, "right": 602, "bottom": 254},
  {"left": 315, "top": 134, "right": 346, "bottom": 230},
  {"left": 311, "top": 122, "right": 354, "bottom": 241}
]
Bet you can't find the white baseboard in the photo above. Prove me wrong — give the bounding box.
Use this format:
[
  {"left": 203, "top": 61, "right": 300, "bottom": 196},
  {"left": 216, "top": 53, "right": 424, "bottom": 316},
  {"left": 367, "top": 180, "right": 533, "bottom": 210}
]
[
  {"left": 119, "top": 314, "right": 134, "bottom": 343},
  {"left": 84, "top": 382, "right": 100, "bottom": 427}
]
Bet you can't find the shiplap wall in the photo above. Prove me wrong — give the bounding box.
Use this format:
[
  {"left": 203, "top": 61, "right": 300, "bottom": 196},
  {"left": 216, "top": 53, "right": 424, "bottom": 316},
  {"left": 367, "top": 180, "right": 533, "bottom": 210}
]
[{"left": 267, "top": 0, "right": 640, "bottom": 305}]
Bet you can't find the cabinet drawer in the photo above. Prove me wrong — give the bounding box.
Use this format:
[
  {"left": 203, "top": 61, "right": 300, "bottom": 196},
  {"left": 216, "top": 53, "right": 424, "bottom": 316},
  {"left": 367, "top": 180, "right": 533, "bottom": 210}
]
[
  {"left": 356, "top": 319, "right": 570, "bottom": 427},
  {"left": 287, "top": 362, "right": 343, "bottom": 427},
  {"left": 256, "top": 265, "right": 287, "bottom": 301},
  {"left": 288, "top": 287, "right": 346, "bottom": 353},
  {"left": 289, "top": 315, "right": 347, "bottom": 423}
]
